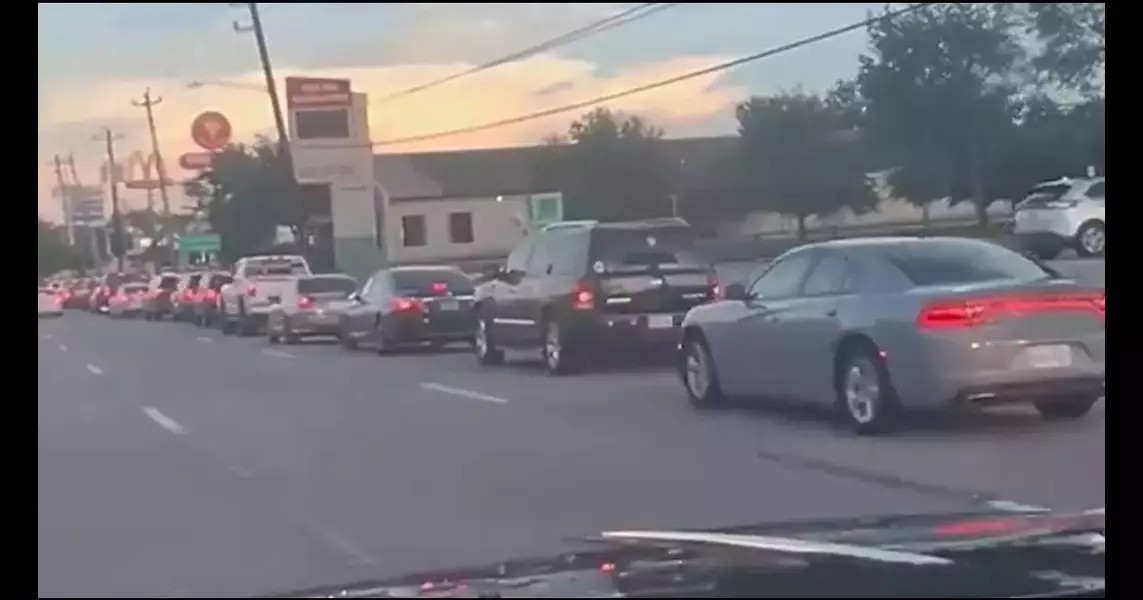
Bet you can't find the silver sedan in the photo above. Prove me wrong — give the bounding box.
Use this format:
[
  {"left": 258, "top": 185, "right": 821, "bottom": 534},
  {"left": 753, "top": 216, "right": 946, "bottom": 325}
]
[{"left": 678, "top": 237, "right": 1105, "bottom": 434}]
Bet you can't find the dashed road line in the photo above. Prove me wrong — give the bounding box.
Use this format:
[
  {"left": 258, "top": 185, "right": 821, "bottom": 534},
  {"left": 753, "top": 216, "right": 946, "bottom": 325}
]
[
  {"left": 987, "top": 500, "right": 1051, "bottom": 513},
  {"left": 421, "top": 382, "right": 509, "bottom": 404},
  {"left": 311, "top": 525, "right": 378, "bottom": 567},
  {"left": 261, "top": 348, "right": 295, "bottom": 359},
  {"left": 143, "top": 407, "right": 186, "bottom": 435},
  {"left": 58, "top": 344, "right": 68, "bottom": 352},
  {"left": 86, "top": 363, "right": 103, "bottom": 375}
]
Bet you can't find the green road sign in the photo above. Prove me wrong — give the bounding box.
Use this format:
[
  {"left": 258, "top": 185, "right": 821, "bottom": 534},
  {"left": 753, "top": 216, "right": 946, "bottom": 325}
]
[
  {"left": 529, "top": 192, "right": 564, "bottom": 227},
  {"left": 176, "top": 233, "right": 221, "bottom": 254}
]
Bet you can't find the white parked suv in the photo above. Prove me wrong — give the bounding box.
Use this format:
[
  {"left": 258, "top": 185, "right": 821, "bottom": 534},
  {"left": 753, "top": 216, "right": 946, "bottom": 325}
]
[
  {"left": 218, "top": 255, "right": 312, "bottom": 336},
  {"left": 1013, "top": 177, "right": 1105, "bottom": 259}
]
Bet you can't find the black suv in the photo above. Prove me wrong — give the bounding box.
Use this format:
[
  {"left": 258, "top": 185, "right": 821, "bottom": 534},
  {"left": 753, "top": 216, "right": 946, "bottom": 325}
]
[{"left": 473, "top": 218, "right": 720, "bottom": 375}]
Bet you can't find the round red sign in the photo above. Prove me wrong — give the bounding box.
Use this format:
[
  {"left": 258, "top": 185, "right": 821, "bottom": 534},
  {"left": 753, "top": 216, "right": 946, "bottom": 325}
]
[{"left": 190, "top": 111, "right": 233, "bottom": 151}]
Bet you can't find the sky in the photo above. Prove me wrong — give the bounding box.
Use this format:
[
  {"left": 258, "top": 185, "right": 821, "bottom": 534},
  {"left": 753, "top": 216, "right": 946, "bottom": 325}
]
[{"left": 38, "top": 2, "right": 888, "bottom": 222}]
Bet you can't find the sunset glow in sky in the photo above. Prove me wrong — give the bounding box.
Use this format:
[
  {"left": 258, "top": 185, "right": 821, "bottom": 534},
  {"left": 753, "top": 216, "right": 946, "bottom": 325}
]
[{"left": 38, "top": 2, "right": 884, "bottom": 221}]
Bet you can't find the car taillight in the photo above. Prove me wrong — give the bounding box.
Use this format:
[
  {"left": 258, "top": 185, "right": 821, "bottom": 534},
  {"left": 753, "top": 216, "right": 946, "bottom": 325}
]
[
  {"left": 390, "top": 296, "right": 423, "bottom": 312},
  {"left": 571, "top": 281, "right": 595, "bottom": 310},
  {"left": 430, "top": 281, "right": 447, "bottom": 294},
  {"left": 202, "top": 289, "right": 217, "bottom": 302},
  {"left": 707, "top": 275, "right": 721, "bottom": 299},
  {"left": 182, "top": 290, "right": 195, "bottom": 301},
  {"left": 917, "top": 292, "right": 1106, "bottom": 329},
  {"left": 297, "top": 295, "right": 315, "bottom": 310},
  {"left": 244, "top": 283, "right": 257, "bottom": 297}
]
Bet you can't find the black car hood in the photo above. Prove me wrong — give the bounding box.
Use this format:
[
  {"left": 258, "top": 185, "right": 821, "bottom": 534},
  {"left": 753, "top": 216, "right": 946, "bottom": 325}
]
[{"left": 275, "top": 508, "right": 1104, "bottom": 598}]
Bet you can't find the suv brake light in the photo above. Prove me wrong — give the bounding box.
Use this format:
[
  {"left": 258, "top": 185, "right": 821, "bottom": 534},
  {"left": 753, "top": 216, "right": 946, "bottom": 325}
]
[
  {"left": 244, "top": 283, "right": 257, "bottom": 297},
  {"left": 571, "top": 281, "right": 595, "bottom": 310},
  {"left": 297, "top": 295, "right": 315, "bottom": 310},
  {"left": 918, "top": 292, "right": 1105, "bottom": 329},
  {"left": 707, "top": 275, "right": 721, "bottom": 299}
]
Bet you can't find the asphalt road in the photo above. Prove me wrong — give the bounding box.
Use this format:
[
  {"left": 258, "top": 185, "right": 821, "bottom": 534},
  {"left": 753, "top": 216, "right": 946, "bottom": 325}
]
[{"left": 39, "top": 280, "right": 1105, "bottom": 597}]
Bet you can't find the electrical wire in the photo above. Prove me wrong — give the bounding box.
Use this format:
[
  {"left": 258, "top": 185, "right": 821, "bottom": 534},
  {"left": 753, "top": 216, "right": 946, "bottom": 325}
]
[
  {"left": 369, "top": 3, "right": 932, "bottom": 148},
  {"left": 375, "top": 3, "right": 678, "bottom": 103}
]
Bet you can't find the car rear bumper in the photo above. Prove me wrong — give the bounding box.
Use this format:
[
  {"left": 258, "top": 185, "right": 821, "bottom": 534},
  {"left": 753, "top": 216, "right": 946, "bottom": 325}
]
[
  {"left": 385, "top": 312, "right": 476, "bottom": 343},
  {"left": 287, "top": 312, "right": 342, "bottom": 336},
  {"left": 567, "top": 311, "right": 686, "bottom": 348}
]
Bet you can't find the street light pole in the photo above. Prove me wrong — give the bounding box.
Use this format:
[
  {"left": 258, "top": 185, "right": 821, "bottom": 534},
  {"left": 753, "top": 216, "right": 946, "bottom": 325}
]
[{"left": 131, "top": 88, "right": 172, "bottom": 216}]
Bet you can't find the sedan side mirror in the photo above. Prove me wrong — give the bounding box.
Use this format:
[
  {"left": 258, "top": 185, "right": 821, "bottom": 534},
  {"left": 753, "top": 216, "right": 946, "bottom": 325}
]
[
  {"left": 348, "top": 292, "right": 363, "bottom": 303},
  {"left": 724, "top": 283, "right": 748, "bottom": 301}
]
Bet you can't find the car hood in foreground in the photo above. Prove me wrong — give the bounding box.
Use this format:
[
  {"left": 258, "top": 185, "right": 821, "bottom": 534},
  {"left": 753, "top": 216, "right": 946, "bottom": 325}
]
[{"left": 275, "top": 508, "right": 1104, "bottom": 598}]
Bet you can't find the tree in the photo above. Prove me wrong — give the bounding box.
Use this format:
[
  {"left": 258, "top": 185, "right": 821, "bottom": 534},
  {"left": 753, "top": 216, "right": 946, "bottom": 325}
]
[
  {"left": 38, "top": 218, "right": 76, "bottom": 277},
  {"left": 857, "top": 3, "right": 1025, "bottom": 225},
  {"left": 735, "top": 91, "right": 880, "bottom": 240},
  {"left": 187, "top": 137, "right": 300, "bottom": 262},
  {"left": 548, "top": 108, "right": 676, "bottom": 221},
  {"left": 1025, "top": 3, "right": 1105, "bottom": 95}
]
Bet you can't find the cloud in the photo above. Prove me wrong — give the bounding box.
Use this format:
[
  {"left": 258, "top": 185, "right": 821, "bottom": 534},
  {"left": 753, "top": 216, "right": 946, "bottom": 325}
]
[{"left": 37, "top": 52, "right": 743, "bottom": 221}]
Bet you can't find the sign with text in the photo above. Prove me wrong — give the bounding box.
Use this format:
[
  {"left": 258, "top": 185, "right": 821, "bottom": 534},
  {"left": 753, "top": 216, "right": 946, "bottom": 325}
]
[
  {"left": 285, "top": 77, "right": 352, "bottom": 110},
  {"left": 191, "top": 111, "right": 233, "bottom": 151},
  {"left": 101, "top": 151, "right": 157, "bottom": 186}
]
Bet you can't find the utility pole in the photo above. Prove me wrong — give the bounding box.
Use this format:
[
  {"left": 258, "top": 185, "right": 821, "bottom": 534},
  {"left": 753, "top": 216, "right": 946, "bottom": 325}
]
[
  {"left": 51, "top": 154, "right": 75, "bottom": 247},
  {"left": 131, "top": 88, "right": 171, "bottom": 216},
  {"left": 101, "top": 128, "right": 126, "bottom": 272}
]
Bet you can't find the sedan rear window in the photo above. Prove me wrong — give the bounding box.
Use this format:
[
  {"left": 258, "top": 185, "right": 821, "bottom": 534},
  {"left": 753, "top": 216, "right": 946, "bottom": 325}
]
[
  {"left": 880, "top": 240, "right": 1053, "bottom": 286},
  {"left": 298, "top": 277, "right": 357, "bottom": 295},
  {"left": 246, "top": 259, "right": 308, "bottom": 276},
  {"left": 392, "top": 270, "right": 475, "bottom": 296},
  {"left": 159, "top": 276, "right": 180, "bottom": 290}
]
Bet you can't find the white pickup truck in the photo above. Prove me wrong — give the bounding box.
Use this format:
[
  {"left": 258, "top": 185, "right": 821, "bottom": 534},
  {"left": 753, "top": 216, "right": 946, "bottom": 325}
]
[{"left": 217, "top": 254, "right": 312, "bottom": 335}]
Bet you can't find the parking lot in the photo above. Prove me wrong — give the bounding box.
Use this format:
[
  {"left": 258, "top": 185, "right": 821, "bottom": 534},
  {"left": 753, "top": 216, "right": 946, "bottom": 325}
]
[{"left": 38, "top": 258, "right": 1105, "bottom": 598}]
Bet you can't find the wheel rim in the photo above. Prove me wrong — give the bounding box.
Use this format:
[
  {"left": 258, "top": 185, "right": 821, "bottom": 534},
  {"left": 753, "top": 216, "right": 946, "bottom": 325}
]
[
  {"left": 685, "top": 344, "right": 709, "bottom": 398},
  {"left": 545, "top": 322, "right": 561, "bottom": 369},
  {"left": 475, "top": 320, "right": 489, "bottom": 357},
  {"left": 844, "top": 359, "right": 880, "bottom": 424},
  {"left": 1081, "top": 225, "right": 1105, "bottom": 254}
]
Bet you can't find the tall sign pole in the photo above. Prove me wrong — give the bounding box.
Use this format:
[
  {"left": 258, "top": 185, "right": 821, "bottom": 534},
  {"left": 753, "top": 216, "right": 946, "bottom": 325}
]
[
  {"left": 102, "top": 128, "right": 126, "bottom": 272},
  {"left": 131, "top": 88, "right": 172, "bottom": 216},
  {"left": 51, "top": 154, "right": 75, "bottom": 247}
]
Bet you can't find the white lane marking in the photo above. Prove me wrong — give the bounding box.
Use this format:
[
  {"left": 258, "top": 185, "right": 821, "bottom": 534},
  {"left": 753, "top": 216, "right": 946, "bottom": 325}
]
[
  {"left": 262, "top": 348, "right": 295, "bottom": 359},
  {"left": 143, "top": 407, "right": 186, "bottom": 435},
  {"left": 987, "top": 500, "right": 1051, "bottom": 513},
  {"left": 314, "top": 526, "right": 378, "bottom": 567},
  {"left": 196, "top": 336, "right": 214, "bottom": 343},
  {"left": 86, "top": 363, "right": 103, "bottom": 375},
  {"left": 420, "top": 382, "right": 509, "bottom": 404},
  {"left": 58, "top": 344, "right": 68, "bottom": 352}
]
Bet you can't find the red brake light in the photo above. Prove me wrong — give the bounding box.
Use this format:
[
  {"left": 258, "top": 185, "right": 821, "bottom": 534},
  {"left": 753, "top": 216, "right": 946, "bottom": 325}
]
[
  {"left": 296, "top": 295, "right": 315, "bottom": 310},
  {"left": 918, "top": 292, "right": 1106, "bottom": 329},
  {"left": 244, "top": 283, "right": 257, "bottom": 297},
  {"left": 933, "top": 517, "right": 1025, "bottom": 536},
  {"left": 430, "top": 281, "right": 447, "bottom": 294},
  {"left": 707, "top": 274, "right": 721, "bottom": 299},
  {"left": 571, "top": 281, "right": 595, "bottom": 310},
  {"left": 390, "top": 297, "right": 423, "bottom": 312}
]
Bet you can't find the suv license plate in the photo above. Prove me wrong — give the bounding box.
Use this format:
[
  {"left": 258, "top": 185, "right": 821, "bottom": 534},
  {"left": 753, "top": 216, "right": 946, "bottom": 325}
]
[
  {"left": 1026, "top": 345, "right": 1072, "bottom": 368},
  {"left": 437, "top": 299, "right": 459, "bottom": 311},
  {"left": 267, "top": 296, "right": 280, "bottom": 304},
  {"left": 647, "top": 315, "right": 674, "bottom": 329}
]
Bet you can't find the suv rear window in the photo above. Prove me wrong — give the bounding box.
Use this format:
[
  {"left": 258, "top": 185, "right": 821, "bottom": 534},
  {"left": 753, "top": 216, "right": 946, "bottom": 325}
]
[
  {"left": 158, "top": 276, "right": 180, "bottom": 290},
  {"left": 298, "top": 277, "right": 357, "bottom": 295},
  {"left": 207, "top": 274, "right": 233, "bottom": 289},
  {"left": 589, "top": 227, "right": 705, "bottom": 273},
  {"left": 880, "top": 240, "right": 1052, "bottom": 286},
  {"left": 393, "top": 270, "right": 475, "bottom": 296}
]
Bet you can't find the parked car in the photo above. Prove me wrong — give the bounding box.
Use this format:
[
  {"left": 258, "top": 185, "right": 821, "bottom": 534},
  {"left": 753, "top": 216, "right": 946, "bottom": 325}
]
[
  {"left": 678, "top": 236, "right": 1104, "bottom": 434},
  {"left": 1014, "top": 176, "right": 1105, "bottom": 259}
]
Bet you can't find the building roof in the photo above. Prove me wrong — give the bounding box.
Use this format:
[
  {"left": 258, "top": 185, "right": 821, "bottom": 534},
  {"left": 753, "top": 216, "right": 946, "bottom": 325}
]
[{"left": 373, "top": 136, "right": 743, "bottom": 202}]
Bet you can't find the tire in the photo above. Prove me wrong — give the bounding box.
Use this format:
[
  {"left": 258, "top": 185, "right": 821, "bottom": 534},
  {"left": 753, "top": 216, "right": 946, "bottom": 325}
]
[
  {"left": 282, "top": 320, "right": 300, "bottom": 345},
  {"left": 474, "top": 316, "right": 504, "bottom": 366},
  {"left": 681, "top": 335, "right": 726, "bottom": 409},
  {"left": 835, "top": 342, "right": 900, "bottom": 435},
  {"left": 1074, "top": 221, "right": 1105, "bottom": 258},
  {"left": 541, "top": 318, "right": 579, "bottom": 376},
  {"left": 374, "top": 319, "right": 392, "bottom": 355},
  {"left": 1035, "top": 395, "right": 1099, "bottom": 420},
  {"left": 339, "top": 326, "right": 358, "bottom": 350},
  {"left": 267, "top": 330, "right": 280, "bottom": 344}
]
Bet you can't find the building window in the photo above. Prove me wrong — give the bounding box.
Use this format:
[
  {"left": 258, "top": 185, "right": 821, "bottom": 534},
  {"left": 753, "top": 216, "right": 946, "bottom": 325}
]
[
  {"left": 295, "top": 108, "right": 350, "bottom": 140},
  {"left": 448, "top": 211, "right": 474, "bottom": 244},
  {"left": 401, "top": 215, "right": 426, "bottom": 247}
]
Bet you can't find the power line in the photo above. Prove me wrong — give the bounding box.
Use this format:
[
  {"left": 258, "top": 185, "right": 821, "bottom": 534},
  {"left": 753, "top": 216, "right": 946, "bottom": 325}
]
[
  {"left": 375, "top": 3, "right": 677, "bottom": 103},
  {"left": 371, "top": 3, "right": 931, "bottom": 148}
]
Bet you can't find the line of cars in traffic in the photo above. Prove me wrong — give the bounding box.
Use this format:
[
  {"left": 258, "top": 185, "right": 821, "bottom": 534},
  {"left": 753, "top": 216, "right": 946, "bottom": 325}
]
[{"left": 44, "top": 216, "right": 1105, "bottom": 435}]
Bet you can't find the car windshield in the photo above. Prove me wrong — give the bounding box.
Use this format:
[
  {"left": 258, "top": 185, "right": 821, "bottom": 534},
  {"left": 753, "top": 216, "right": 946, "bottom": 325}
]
[
  {"left": 392, "top": 270, "right": 475, "bottom": 295},
  {"left": 246, "top": 259, "right": 308, "bottom": 276}
]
